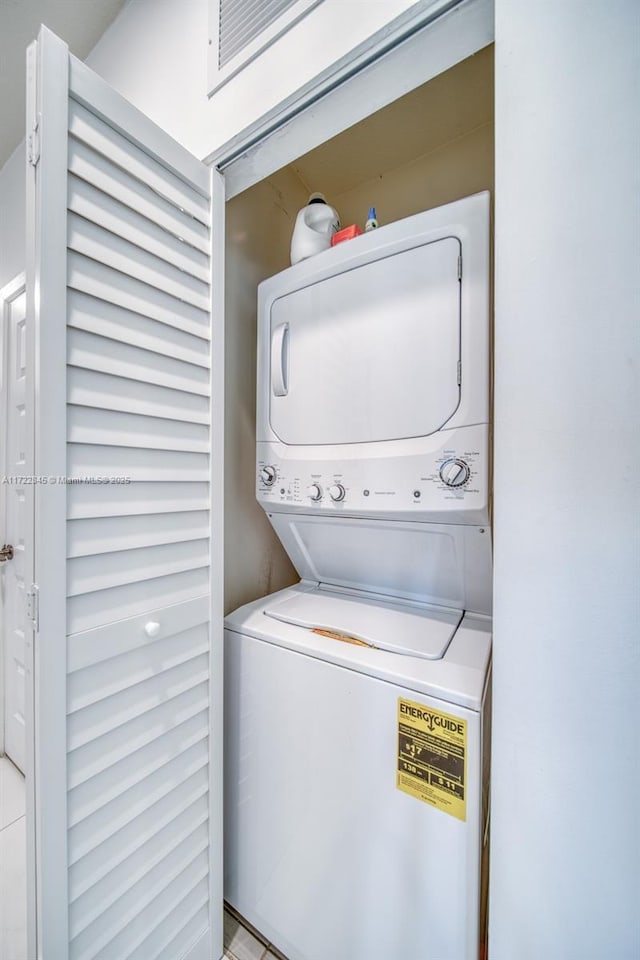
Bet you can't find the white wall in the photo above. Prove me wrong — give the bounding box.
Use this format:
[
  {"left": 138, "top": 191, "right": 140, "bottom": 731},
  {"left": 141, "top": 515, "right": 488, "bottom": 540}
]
[
  {"left": 86, "top": 0, "right": 425, "bottom": 162},
  {"left": 0, "top": 0, "right": 428, "bottom": 284},
  {"left": 0, "top": 145, "right": 25, "bottom": 288},
  {"left": 84, "top": 0, "right": 209, "bottom": 156},
  {"left": 490, "top": 3, "right": 640, "bottom": 958}
]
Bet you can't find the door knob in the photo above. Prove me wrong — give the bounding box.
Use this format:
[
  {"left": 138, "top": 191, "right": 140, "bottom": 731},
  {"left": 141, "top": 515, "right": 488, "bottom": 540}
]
[{"left": 0, "top": 544, "right": 14, "bottom": 562}]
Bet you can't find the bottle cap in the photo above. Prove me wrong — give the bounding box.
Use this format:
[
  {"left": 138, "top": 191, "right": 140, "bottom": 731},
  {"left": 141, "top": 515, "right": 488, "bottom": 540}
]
[
  {"left": 368, "top": 206, "right": 376, "bottom": 219},
  {"left": 308, "top": 192, "right": 327, "bottom": 205}
]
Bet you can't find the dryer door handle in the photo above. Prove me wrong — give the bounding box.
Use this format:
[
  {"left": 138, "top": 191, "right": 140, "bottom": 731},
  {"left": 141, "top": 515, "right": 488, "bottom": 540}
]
[{"left": 271, "top": 322, "right": 289, "bottom": 397}]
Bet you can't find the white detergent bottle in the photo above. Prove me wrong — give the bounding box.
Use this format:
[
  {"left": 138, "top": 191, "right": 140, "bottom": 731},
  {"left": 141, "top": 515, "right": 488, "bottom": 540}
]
[{"left": 290, "top": 193, "right": 340, "bottom": 265}]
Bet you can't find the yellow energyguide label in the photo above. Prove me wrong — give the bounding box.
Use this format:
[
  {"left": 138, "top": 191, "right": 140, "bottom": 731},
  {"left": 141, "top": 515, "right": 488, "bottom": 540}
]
[{"left": 397, "top": 697, "right": 467, "bottom": 821}]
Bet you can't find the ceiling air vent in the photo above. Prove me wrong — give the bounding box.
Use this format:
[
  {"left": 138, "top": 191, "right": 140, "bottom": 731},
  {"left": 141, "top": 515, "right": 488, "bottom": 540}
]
[{"left": 210, "top": 0, "right": 322, "bottom": 91}]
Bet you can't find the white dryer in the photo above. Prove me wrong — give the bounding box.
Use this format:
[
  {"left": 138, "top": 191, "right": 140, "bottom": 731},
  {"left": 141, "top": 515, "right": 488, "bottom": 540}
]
[{"left": 225, "top": 193, "right": 492, "bottom": 960}]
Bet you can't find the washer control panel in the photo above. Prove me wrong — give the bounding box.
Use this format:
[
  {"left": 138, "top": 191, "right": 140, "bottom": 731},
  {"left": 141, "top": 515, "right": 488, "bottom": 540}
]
[{"left": 257, "top": 425, "right": 488, "bottom": 524}]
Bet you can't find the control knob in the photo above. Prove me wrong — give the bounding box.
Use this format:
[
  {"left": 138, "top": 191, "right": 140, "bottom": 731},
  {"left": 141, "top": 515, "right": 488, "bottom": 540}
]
[
  {"left": 328, "top": 483, "right": 346, "bottom": 502},
  {"left": 260, "top": 465, "right": 276, "bottom": 485},
  {"left": 440, "top": 459, "right": 471, "bottom": 488},
  {"left": 307, "top": 484, "right": 322, "bottom": 501}
]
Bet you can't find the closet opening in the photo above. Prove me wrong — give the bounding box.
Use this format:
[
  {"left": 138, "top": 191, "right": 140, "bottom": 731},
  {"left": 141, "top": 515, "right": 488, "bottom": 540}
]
[
  {"left": 221, "top": 43, "right": 494, "bottom": 957},
  {"left": 223, "top": 43, "right": 494, "bottom": 616}
]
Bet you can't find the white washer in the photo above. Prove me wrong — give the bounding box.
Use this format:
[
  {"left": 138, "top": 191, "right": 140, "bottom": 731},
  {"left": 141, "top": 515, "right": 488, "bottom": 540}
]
[
  {"left": 225, "top": 584, "right": 491, "bottom": 960},
  {"left": 225, "top": 193, "right": 492, "bottom": 960}
]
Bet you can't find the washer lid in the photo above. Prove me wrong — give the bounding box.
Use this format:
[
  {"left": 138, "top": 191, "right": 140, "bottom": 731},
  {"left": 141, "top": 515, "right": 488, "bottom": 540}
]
[{"left": 263, "top": 587, "right": 462, "bottom": 660}]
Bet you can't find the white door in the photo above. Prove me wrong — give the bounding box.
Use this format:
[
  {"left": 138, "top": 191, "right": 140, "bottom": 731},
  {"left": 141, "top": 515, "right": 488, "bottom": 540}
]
[
  {"left": 26, "top": 26, "right": 223, "bottom": 960},
  {"left": 267, "top": 237, "right": 461, "bottom": 446},
  {"left": 1, "top": 277, "right": 31, "bottom": 774}
]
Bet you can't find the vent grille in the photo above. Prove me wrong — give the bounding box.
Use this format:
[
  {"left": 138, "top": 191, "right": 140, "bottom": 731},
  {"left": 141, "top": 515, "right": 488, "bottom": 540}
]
[{"left": 219, "top": 0, "right": 301, "bottom": 68}]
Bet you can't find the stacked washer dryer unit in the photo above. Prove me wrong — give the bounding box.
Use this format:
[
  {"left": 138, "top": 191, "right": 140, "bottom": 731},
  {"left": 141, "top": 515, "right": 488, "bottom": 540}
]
[{"left": 224, "top": 192, "right": 492, "bottom": 960}]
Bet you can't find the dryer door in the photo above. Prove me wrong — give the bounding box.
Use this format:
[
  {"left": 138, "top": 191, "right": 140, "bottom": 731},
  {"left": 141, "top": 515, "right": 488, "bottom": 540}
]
[{"left": 269, "top": 236, "right": 461, "bottom": 445}]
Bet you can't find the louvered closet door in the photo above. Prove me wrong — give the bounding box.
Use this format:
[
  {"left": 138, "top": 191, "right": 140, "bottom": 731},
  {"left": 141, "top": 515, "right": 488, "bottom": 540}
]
[{"left": 26, "top": 27, "right": 222, "bottom": 960}]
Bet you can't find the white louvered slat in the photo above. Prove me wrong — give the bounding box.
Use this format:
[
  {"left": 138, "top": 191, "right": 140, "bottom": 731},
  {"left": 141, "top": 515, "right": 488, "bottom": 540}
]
[
  {"left": 68, "top": 138, "right": 210, "bottom": 254},
  {"left": 67, "top": 711, "right": 209, "bottom": 827},
  {"left": 67, "top": 443, "right": 209, "bottom": 481},
  {"left": 68, "top": 652, "right": 209, "bottom": 743},
  {"left": 68, "top": 253, "right": 210, "bottom": 338},
  {"left": 109, "top": 868, "right": 210, "bottom": 960},
  {"left": 69, "top": 58, "right": 210, "bottom": 199},
  {"left": 67, "top": 213, "right": 210, "bottom": 309},
  {"left": 68, "top": 685, "right": 209, "bottom": 789},
  {"left": 67, "top": 326, "right": 209, "bottom": 393},
  {"left": 67, "top": 367, "right": 209, "bottom": 424},
  {"left": 68, "top": 175, "right": 210, "bottom": 280},
  {"left": 69, "top": 793, "right": 209, "bottom": 927},
  {"left": 68, "top": 740, "right": 208, "bottom": 860},
  {"left": 70, "top": 777, "right": 208, "bottom": 896},
  {"left": 68, "top": 290, "right": 210, "bottom": 366},
  {"left": 67, "top": 568, "right": 211, "bottom": 634},
  {"left": 71, "top": 830, "right": 209, "bottom": 959},
  {"left": 67, "top": 511, "right": 210, "bottom": 558},
  {"left": 68, "top": 99, "right": 210, "bottom": 222},
  {"left": 68, "top": 657, "right": 209, "bottom": 751},
  {"left": 66, "top": 479, "right": 209, "bottom": 517},
  {"left": 95, "top": 871, "right": 210, "bottom": 960},
  {"left": 69, "top": 846, "right": 209, "bottom": 960},
  {"left": 138, "top": 900, "right": 210, "bottom": 960},
  {"left": 67, "top": 539, "right": 209, "bottom": 596},
  {"left": 120, "top": 878, "right": 210, "bottom": 960},
  {"left": 67, "top": 404, "right": 209, "bottom": 452},
  {"left": 29, "top": 29, "right": 218, "bottom": 958},
  {"left": 68, "top": 626, "right": 209, "bottom": 711}
]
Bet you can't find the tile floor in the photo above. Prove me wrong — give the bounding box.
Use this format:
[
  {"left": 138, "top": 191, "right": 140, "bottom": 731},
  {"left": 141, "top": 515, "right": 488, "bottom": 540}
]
[
  {"left": 0, "top": 755, "right": 27, "bottom": 960},
  {"left": 224, "top": 907, "right": 289, "bottom": 960},
  {"left": 0, "top": 757, "right": 285, "bottom": 960}
]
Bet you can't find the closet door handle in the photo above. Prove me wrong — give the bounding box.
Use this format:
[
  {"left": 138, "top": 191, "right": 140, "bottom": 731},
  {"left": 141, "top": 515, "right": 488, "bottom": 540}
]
[{"left": 271, "top": 323, "right": 289, "bottom": 397}]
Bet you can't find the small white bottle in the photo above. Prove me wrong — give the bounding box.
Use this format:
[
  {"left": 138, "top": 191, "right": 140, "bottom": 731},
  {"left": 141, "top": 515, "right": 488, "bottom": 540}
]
[
  {"left": 290, "top": 193, "right": 341, "bottom": 265},
  {"left": 365, "top": 206, "right": 378, "bottom": 232}
]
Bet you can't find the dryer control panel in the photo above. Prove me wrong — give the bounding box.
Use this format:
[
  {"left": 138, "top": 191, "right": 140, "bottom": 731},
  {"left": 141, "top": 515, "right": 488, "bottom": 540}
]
[{"left": 257, "top": 424, "right": 489, "bottom": 525}]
